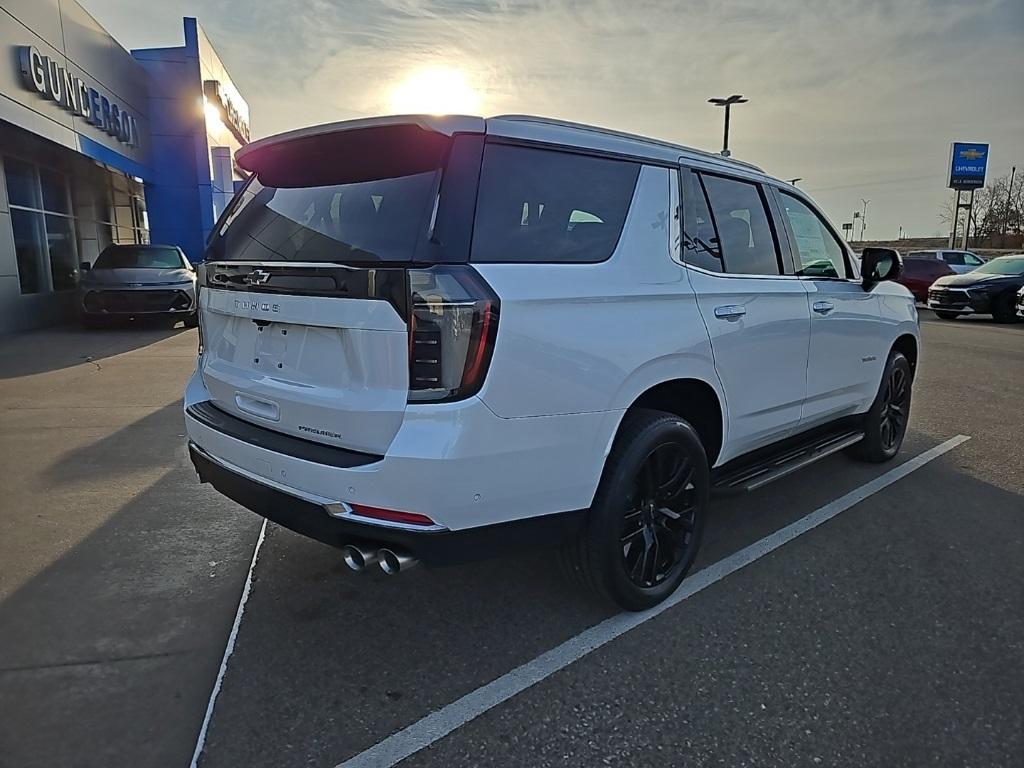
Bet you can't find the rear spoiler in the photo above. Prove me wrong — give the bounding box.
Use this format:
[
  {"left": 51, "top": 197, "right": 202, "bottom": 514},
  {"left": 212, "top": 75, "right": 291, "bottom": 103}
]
[{"left": 236, "top": 115, "right": 486, "bottom": 177}]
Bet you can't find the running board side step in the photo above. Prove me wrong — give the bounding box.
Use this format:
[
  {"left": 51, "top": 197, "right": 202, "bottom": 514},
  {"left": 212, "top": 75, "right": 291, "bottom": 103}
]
[{"left": 712, "top": 429, "right": 864, "bottom": 493}]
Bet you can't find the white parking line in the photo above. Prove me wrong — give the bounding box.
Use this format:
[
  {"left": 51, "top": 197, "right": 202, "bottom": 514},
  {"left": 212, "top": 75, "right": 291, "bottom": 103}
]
[
  {"left": 336, "top": 434, "right": 971, "bottom": 768},
  {"left": 190, "top": 518, "right": 268, "bottom": 768}
]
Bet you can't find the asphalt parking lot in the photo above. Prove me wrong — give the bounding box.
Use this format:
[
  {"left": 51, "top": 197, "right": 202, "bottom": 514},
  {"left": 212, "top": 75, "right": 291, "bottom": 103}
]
[{"left": 1, "top": 310, "right": 1021, "bottom": 768}]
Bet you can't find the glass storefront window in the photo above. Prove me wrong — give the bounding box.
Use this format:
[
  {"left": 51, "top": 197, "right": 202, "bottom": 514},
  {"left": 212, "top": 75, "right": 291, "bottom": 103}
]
[
  {"left": 9, "top": 209, "right": 45, "bottom": 294},
  {"left": 45, "top": 214, "right": 78, "bottom": 291},
  {"left": 39, "top": 168, "right": 70, "bottom": 213},
  {"left": 4, "top": 154, "right": 148, "bottom": 294},
  {"left": 4, "top": 158, "right": 39, "bottom": 208}
]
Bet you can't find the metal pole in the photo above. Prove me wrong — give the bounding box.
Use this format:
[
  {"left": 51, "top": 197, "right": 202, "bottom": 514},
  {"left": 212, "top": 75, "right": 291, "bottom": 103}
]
[
  {"left": 962, "top": 189, "right": 974, "bottom": 249},
  {"left": 722, "top": 104, "right": 731, "bottom": 155},
  {"left": 1004, "top": 165, "right": 1017, "bottom": 237},
  {"left": 950, "top": 190, "right": 961, "bottom": 247}
]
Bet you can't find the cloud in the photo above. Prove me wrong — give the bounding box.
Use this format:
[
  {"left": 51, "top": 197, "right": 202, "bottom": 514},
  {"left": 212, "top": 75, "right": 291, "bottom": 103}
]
[{"left": 81, "top": 0, "right": 1024, "bottom": 237}]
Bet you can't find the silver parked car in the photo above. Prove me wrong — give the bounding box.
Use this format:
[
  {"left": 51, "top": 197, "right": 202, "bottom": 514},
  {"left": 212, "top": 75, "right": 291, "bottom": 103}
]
[
  {"left": 905, "top": 249, "right": 985, "bottom": 274},
  {"left": 79, "top": 244, "right": 198, "bottom": 328}
]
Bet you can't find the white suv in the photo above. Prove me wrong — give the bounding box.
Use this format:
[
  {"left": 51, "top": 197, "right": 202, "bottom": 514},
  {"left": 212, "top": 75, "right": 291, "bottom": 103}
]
[{"left": 185, "top": 115, "right": 920, "bottom": 610}]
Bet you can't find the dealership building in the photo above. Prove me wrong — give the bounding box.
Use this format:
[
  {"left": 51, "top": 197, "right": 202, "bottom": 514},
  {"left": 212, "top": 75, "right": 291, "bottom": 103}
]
[{"left": 0, "top": 0, "right": 251, "bottom": 333}]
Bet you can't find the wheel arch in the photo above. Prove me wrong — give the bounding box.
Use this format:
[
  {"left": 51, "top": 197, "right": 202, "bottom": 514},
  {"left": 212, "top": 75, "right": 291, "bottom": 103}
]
[
  {"left": 891, "top": 333, "right": 918, "bottom": 379},
  {"left": 623, "top": 377, "right": 725, "bottom": 467}
]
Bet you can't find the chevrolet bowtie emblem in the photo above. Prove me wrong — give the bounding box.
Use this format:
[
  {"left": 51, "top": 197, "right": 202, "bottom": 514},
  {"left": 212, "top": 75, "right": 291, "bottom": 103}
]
[
  {"left": 245, "top": 269, "right": 271, "bottom": 285},
  {"left": 960, "top": 149, "right": 984, "bottom": 160}
]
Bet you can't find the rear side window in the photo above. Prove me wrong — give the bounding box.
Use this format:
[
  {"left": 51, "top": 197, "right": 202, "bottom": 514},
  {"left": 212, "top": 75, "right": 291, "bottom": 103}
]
[
  {"left": 779, "top": 192, "right": 850, "bottom": 279},
  {"left": 942, "top": 251, "right": 966, "bottom": 265},
  {"left": 471, "top": 144, "right": 640, "bottom": 263},
  {"left": 679, "top": 168, "right": 724, "bottom": 272},
  {"left": 700, "top": 174, "right": 781, "bottom": 276}
]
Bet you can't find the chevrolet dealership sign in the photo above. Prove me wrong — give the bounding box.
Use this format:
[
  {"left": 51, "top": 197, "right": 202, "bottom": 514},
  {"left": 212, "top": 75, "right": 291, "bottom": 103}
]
[
  {"left": 947, "top": 142, "right": 989, "bottom": 190},
  {"left": 17, "top": 45, "right": 141, "bottom": 148}
]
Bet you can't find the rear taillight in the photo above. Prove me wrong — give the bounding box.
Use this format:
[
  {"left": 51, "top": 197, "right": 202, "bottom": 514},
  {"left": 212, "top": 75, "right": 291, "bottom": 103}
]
[{"left": 407, "top": 266, "right": 499, "bottom": 403}]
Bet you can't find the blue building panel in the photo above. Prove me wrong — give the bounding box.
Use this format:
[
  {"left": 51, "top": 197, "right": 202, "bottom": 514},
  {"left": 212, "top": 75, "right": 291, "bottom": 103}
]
[{"left": 132, "top": 17, "right": 250, "bottom": 263}]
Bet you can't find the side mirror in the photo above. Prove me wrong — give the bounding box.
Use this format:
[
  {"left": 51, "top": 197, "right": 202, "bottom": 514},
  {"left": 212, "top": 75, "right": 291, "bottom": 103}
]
[
  {"left": 861, "top": 247, "right": 902, "bottom": 289},
  {"left": 80, "top": 261, "right": 91, "bottom": 272}
]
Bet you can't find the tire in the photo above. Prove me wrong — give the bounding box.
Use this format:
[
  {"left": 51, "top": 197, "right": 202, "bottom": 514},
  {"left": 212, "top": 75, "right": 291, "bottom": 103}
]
[
  {"left": 183, "top": 311, "right": 199, "bottom": 328},
  {"left": 562, "top": 410, "right": 709, "bottom": 611},
  {"left": 934, "top": 311, "right": 959, "bottom": 320},
  {"left": 991, "top": 292, "right": 1019, "bottom": 324},
  {"left": 849, "top": 350, "right": 912, "bottom": 463}
]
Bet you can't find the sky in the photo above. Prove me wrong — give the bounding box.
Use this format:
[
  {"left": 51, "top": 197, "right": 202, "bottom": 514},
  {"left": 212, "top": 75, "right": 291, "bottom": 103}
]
[{"left": 83, "top": 0, "right": 1024, "bottom": 240}]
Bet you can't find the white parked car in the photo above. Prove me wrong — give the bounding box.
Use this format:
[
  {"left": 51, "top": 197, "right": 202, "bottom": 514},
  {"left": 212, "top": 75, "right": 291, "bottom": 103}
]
[
  {"left": 185, "top": 115, "right": 920, "bottom": 610},
  {"left": 905, "top": 249, "right": 985, "bottom": 274}
]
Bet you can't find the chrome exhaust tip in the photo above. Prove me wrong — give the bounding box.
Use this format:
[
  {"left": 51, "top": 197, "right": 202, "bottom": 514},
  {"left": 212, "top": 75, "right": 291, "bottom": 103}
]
[
  {"left": 342, "top": 543, "right": 380, "bottom": 573},
  {"left": 378, "top": 548, "right": 419, "bottom": 575}
]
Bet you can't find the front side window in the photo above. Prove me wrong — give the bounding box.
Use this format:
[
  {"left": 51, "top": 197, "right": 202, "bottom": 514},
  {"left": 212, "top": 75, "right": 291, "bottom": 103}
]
[
  {"left": 699, "top": 174, "right": 781, "bottom": 275},
  {"left": 942, "top": 251, "right": 966, "bottom": 266},
  {"left": 780, "top": 192, "right": 850, "bottom": 279},
  {"left": 964, "top": 253, "right": 984, "bottom": 266},
  {"left": 471, "top": 144, "right": 640, "bottom": 263}
]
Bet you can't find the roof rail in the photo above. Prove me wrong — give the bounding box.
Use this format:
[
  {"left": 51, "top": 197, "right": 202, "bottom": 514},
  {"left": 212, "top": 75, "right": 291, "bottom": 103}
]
[{"left": 491, "top": 114, "right": 764, "bottom": 172}]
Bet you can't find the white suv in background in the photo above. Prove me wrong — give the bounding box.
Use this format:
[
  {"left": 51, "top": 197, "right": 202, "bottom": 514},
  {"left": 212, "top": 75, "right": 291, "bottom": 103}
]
[
  {"left": 905, "top": 249, "right": 985, "bottom": 274},
  {"left": 185, "top": 115, "right": 920, "bottom": 610}
]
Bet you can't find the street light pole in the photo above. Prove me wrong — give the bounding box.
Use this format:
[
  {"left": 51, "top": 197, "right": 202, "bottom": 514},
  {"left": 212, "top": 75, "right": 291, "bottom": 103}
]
[
  {"left": 1004, "top": 165, "right": 1017, "bottom": 237},
  {"left": 860, "top": 198, "right": 870, "bottom": 241},
  {"left": 708, "top": 94, "right": 748, "bottom": 157}
]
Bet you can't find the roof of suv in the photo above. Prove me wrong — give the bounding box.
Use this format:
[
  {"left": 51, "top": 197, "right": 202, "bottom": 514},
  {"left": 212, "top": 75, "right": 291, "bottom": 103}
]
[{"left": 237, "top": 114, "right": 772, "bottom": 183}]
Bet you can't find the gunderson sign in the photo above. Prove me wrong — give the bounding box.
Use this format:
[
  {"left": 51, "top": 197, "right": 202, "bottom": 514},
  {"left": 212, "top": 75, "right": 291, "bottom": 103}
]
[{"left": 17, "top": 46, "right": 141, "bottom": 149}]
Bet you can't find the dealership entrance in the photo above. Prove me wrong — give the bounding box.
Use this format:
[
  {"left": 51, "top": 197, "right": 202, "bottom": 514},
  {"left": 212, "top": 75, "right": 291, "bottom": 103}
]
[{"left": 0, "top": 0, "right": 251, "bottom": 334}]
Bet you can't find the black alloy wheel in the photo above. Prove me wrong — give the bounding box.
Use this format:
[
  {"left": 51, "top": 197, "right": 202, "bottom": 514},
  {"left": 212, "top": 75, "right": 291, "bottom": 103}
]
[
  {"left": 562, "top": 410, "right": 709, "bottom": 611},
  {"left": 879, "top": 363, "right": 910, "bottom": 453},
  {"left": 849, "top": 350, "right": 912, "bottom": 463},
  {"left": 620, "top": 443, "right": 700, "bottom": 589}
]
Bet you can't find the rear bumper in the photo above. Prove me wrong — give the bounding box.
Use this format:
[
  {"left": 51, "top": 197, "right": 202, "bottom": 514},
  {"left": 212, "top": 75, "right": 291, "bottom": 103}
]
[
  {"left": 184, "top": 365, "right": 620, "bottom": 533},
  {"left": 189, "top": 441, "right": 584, "bottom": 565}
]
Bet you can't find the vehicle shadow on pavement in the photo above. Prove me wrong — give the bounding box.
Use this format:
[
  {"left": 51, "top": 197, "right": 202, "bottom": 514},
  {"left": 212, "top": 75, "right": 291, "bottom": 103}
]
[
  {"left": 39, "top": 401, "right": 187, "bottom": 488},
  {"left": 0, "top": 463, "right": 263, "bottom": 768},
  {"left": 0, "top": 322, "right": 190, "bottom": 380},
  {"left": 192, "top": 432, "right": 1022, "bottom": 768}
]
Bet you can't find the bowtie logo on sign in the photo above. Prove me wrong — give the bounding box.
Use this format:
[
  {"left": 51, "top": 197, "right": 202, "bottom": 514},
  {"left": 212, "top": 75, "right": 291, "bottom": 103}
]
[{"left": 17, "top": 45, "right": 141, "bottom": 148}]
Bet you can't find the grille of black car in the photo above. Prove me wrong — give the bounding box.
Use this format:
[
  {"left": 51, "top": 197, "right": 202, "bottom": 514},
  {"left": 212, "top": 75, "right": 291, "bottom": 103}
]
[
  {"left": 84, "top": 290, "right": 191, "bottom": 313},
  {"left": 928, "top": 288, "right": 969, "bottom": 308}
]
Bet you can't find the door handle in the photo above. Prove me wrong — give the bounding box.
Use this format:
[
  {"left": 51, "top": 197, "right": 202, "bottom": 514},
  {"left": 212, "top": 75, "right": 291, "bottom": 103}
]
[
  {"left": 812, "top": 300, "right": 835, "bottom": 315},
  {"left": 714, "top": 305, "right": 746, "bottom": 320}
]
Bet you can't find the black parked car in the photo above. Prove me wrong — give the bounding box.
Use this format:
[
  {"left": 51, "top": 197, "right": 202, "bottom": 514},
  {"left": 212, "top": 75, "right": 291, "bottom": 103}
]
[{"left": 927, "top": 254, "right": 1024, "bottom": 323}]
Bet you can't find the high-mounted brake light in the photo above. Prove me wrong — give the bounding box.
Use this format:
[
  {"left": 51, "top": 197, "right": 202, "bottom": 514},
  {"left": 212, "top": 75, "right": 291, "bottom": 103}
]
[{"left": 407, "top": 266, "right": 499, "bottom": 403}]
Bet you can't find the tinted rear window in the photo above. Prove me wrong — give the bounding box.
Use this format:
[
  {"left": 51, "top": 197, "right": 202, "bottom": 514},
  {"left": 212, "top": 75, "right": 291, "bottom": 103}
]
[
  {"left": 206, "top": 125, "right": 469, "bottom": 264},
  {"left": 95, "top": 246, "right": 184, "bottom": 269},
  {"left": 207, "top": 173, "right": 438, "bottom": 263},
  {"left": 470, "top": 144, "right": 640, "bottom": 263}
]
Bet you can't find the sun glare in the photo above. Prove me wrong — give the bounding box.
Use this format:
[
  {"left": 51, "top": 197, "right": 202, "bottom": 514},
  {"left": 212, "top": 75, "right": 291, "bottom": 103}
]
[{"left": 389, "top": 67, "right": 481, "bottom": 116}]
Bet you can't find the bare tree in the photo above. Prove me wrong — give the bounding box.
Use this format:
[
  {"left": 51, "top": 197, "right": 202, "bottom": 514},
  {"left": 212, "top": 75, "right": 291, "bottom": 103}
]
[{"left": 939, "top": 169, "right": 1024, "bottom": 245}]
